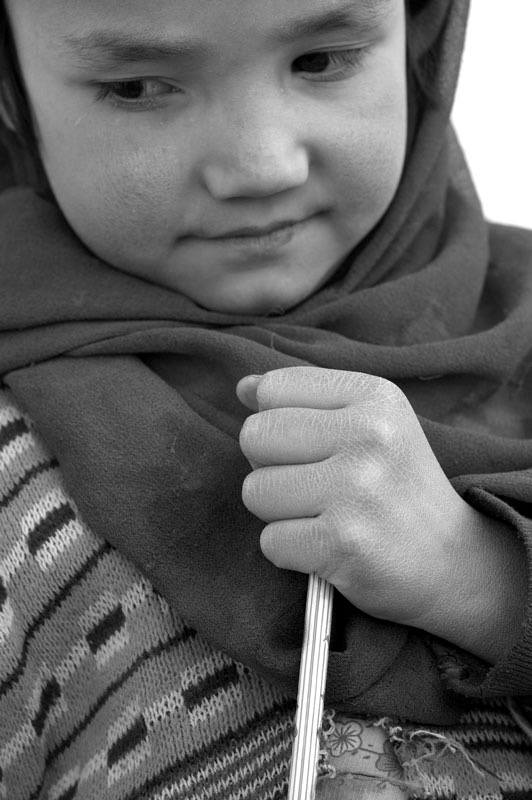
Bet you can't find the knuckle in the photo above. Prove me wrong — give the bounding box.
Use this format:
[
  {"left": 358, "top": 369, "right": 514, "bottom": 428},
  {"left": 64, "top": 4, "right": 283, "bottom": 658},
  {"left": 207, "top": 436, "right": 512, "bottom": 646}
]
[
  {"left": 327, "top": 510, "right": 378, "bottom": 573},
  {"left": 377, "top": 377, "right": 407, "bottom": 409},
  {"left": 330, "top": 520, "right": 352, "bottom": 558},
  {"left": 329, "top": 451, "right": 384, "bottom": 495},
  {"left": 335, "top": 369, "right": 363, "bottom": 396},
  {"left": 364, "top": 374, "right": 405, "bottom": 406},
  {"left": 369, "top": 414, "right": 401, "bottom": 449},
  {"left": 355, "top": 456, "right": 386, "bottom": 492},
  {"left": 332, "top": 513, "right": 357, "bottom": 549},
  {"left": 324, "top": 512, "right": 359, "bottom": 568}
]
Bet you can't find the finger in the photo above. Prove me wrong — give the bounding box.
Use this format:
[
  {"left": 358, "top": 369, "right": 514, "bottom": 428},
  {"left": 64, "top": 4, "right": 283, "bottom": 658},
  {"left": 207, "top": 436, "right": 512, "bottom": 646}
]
[
  {"left": 236, "top": 374, "right": 262, "bottom": 411},
  {"left": 243, "top": 462, "right": 336, "bottom": 521},
  {"left": 260, "top": 516, "right": 332, "bottom": 576},
  {"left": 240, "top": 406, "right": 340, "bottom": 466},
  {"left": 252, "top": 367, "right": 394, "bottom": 411}
]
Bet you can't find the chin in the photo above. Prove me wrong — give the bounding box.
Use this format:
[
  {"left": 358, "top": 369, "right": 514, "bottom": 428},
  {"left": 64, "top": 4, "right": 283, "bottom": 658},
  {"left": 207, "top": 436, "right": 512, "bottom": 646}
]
[
  {"left": 200, "top": 281, "right": 314, "bottom": 316},
  {"left": 196, "top": 294, "right": 290, "bottom": 316}
]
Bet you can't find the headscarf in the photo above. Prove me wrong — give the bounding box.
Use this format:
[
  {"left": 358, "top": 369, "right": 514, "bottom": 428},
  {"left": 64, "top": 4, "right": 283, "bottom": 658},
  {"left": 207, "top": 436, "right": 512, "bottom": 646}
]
[{"left": 2, "top": 0, "right": 532, "bottom": 723}]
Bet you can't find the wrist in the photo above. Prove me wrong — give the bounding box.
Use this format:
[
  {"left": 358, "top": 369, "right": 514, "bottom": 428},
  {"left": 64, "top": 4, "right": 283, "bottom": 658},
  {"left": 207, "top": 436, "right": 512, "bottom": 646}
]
[{"left": 413, "top": 499, "right": 529, "bottom": 664}]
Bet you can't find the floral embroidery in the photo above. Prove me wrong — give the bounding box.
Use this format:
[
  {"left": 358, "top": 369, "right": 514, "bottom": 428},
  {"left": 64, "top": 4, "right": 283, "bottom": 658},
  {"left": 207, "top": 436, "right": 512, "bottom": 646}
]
[
  {"left": 327, "top": 720, "right": 363, "bottom": 757},
  {"left": 375, "top": 740, "right": 405, "bottom": 780}
]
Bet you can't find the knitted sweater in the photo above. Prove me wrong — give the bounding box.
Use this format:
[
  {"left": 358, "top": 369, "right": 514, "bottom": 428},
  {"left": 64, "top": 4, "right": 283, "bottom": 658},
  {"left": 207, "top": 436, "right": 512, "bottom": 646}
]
[
  {"left": 1, "top": 384, "right": 532, "bottom": 800},
  {"left": 0, "top": 385, "right": 294, "bottom": 799}
]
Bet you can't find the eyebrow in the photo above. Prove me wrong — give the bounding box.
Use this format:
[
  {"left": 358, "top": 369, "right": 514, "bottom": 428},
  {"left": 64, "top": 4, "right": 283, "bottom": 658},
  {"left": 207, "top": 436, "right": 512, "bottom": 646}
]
[{"left": 60, "top": 0, "right": 393, "bottom": 70}]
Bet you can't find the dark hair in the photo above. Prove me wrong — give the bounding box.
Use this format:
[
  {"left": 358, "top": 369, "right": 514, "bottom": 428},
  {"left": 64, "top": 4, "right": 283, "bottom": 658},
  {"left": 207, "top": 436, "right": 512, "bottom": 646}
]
[
  {"left": 0, "top": 2, "right": 49, "bottom": 190},
  {"left": 0, "top": 1, "right": 438, "bottom": 192}
]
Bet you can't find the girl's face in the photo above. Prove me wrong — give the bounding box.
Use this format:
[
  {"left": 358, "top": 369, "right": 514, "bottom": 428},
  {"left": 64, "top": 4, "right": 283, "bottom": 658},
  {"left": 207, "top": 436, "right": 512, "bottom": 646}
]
[{"left": 6, "top": 0, "right": 407, "bottom": 315}]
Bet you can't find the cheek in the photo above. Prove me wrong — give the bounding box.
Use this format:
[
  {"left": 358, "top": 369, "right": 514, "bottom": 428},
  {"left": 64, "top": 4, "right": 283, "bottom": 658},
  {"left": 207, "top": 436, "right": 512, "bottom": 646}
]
[
  {"left": 330, "top": 124, "right": 406, "bottom": 233},
  {"left": 334, "top": 75, "right": 407, "bottom": 211},
  {"left": 42, "top": 124, "right": 188, "bottom": 260}
]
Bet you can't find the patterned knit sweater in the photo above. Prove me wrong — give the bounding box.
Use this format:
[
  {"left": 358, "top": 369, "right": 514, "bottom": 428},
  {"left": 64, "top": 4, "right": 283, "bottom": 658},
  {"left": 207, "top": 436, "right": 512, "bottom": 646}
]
[{"left": 1, "top": 384, "right": 532, "bottom": 800}]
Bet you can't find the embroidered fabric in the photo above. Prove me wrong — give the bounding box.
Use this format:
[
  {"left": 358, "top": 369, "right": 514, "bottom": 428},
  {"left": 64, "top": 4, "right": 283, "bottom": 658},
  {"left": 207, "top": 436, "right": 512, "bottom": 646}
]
[
  {"left": 317, "top": 699, "right": 532, "bottom": 799},
  {"left": 317, "top": 713, "right": 411, "bottom": 798}
]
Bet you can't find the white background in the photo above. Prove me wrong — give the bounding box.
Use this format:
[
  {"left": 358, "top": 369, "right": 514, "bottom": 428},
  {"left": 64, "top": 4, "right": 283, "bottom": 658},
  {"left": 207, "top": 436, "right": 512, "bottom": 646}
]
[{"left": 452, "top": 0, "right": 532, "bottom": 228}]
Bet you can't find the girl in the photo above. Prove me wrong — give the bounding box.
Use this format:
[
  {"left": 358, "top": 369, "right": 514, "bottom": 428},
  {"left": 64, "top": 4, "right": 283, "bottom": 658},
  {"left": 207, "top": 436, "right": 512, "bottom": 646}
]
[{"left": 1, "top": 1, "right": 531, "bottom": 797}]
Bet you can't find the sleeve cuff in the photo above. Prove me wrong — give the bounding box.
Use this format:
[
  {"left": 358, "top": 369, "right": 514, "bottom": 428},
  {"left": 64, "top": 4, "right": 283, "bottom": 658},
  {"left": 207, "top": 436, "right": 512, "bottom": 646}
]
[{"left": 430, "top": 482, "right": 532, "bottom": 698}]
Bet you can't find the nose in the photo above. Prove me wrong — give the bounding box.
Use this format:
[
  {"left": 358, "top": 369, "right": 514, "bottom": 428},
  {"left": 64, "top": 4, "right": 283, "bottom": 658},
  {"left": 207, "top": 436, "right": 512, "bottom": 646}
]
[{"left": 199, "top": 90, "right": 310, "bottom": 200}]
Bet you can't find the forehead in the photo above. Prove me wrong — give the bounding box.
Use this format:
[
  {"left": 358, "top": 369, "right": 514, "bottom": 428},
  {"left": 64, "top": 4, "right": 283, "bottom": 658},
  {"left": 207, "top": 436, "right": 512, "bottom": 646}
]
[{"left": 8, "top": 0, "right": 395, "bottom": 46}]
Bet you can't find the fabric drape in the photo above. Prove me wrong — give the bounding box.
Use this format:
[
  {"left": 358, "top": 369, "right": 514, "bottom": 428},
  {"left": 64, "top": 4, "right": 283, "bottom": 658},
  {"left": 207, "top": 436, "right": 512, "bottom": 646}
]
[{"left": 2, "top": 0, "right": 532, "bottom": 723}]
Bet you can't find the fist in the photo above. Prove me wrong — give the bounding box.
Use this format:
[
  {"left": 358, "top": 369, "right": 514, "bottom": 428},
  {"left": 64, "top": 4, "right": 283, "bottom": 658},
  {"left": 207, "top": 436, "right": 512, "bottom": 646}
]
[{"left": 237, "top": 366, "right": 469, "bottom": 629}]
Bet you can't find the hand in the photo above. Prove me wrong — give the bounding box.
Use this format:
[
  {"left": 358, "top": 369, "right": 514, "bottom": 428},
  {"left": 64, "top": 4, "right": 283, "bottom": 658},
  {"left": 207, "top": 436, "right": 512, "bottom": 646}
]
[{"left": 237, "top": 367, "right": 528, "bottom": 662}]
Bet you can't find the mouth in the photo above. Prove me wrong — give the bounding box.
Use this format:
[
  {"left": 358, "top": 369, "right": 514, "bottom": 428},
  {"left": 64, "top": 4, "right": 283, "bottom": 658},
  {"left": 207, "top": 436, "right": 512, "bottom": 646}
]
[
  {"left": 212, "top": 218, "right": 305, "bottom": 239},
  {"left": 187, "top": 214, "right": 321, "bottom": 255}
]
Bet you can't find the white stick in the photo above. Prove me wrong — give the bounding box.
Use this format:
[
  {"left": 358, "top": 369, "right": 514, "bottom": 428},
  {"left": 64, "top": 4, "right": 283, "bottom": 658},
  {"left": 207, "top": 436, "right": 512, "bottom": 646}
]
[{"left": 287, "top": 573, "right": 334, "bottom": 800}]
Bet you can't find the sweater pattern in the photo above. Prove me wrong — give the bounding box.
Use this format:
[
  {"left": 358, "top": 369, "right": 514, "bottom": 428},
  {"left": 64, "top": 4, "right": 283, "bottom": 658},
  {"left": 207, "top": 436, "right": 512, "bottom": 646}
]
[
  {"left": 0, "top": 385, "right": 294, "bottom": 800},
  {"left": 2, "top": 385, "right": 532, "bottom": 799}
]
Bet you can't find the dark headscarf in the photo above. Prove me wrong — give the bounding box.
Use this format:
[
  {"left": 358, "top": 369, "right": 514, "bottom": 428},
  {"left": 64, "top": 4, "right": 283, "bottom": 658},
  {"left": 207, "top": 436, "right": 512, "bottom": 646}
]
[{"left": 2, "top": 0, "right": 532, "bottom": 723}]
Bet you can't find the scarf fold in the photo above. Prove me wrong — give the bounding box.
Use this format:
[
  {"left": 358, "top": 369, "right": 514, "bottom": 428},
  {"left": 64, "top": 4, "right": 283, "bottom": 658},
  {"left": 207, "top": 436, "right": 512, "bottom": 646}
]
[{"left": 2, "top": 0, "right": 532, "bottom": 723}]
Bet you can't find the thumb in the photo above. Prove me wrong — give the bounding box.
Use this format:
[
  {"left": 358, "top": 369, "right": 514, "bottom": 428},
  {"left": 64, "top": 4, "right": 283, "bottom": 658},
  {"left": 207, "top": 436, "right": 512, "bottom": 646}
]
[{"left": 236, "top": 374, "right": 263, "bottom": 411}]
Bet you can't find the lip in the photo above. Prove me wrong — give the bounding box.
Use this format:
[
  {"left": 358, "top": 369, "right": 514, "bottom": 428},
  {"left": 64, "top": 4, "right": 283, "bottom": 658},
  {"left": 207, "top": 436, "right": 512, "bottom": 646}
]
[
  {"left": 187, "top": 214, "right": 320, "bottom": 255},
  {"left": 210, "top": 218, "right": 305, "bottom": 240}
]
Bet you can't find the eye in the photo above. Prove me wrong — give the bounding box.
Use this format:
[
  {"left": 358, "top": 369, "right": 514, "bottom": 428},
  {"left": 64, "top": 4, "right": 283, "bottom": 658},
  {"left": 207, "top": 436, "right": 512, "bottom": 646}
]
[
  {"left": 94, "top": 78, "right": 180, "bottom": 109},
  {"left": 293, "top": 48, "right": 369, "bottom": 81}
]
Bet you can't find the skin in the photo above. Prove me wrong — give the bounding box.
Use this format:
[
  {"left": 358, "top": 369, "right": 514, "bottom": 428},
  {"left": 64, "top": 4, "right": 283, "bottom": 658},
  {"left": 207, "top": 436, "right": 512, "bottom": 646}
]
[
  {"left": 6, "top": 0, "right": 407, "bottom": 315},
  {"left": 238, "top": 368, "right": 529, "bottom": 665},
  {"left": 5, "top": 1, "right": 528, "bottom": 665}
]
